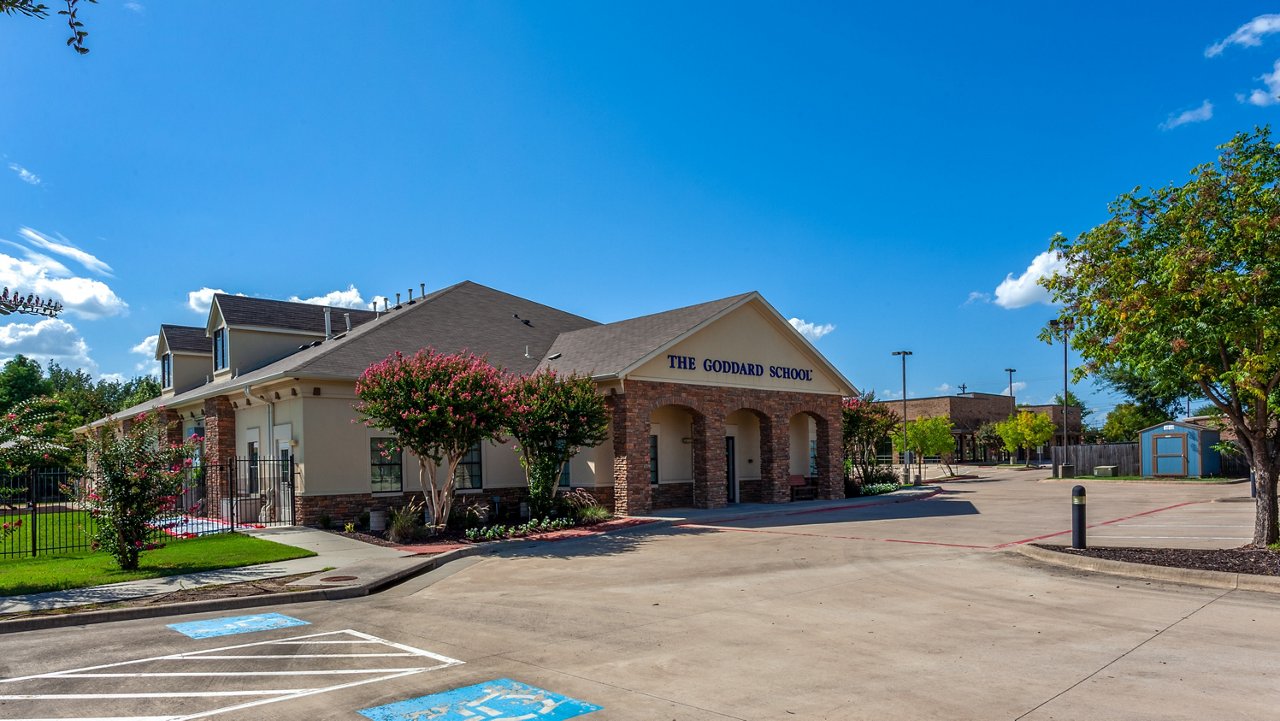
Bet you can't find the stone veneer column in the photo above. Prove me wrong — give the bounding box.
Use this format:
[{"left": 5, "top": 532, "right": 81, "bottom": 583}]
[
  {"left": 692, "top": 413, "right": 728, "bottom": 509},
  {"left": 158, "top": 409, "right": 184, "bottom": 448},
  {"left": 609, "top": 394, "right": 652, "bottom": 516},
  {"left": 815, "top": 403, "right": 843, "bottom": 500},
  {"left": 203, "top": 396, "right": 235, "bottom": 517},
  {"left": 763, "top": 417, "right": 792, "bottom": 503}
]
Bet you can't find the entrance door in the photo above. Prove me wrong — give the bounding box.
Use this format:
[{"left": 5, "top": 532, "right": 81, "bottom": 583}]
[
  {"left": 1153, "top": 434, "right": 1188, "bottom": 476},
  {"left": 725, "top": 436, "right": 737, "bottom": 503}
]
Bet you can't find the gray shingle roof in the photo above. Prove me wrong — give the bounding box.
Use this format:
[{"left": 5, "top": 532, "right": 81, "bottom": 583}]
[
  {"left": 537, "top": 292, "right": 754, "bottom": 378},
  {"left": 214, "top": 295, "right": 379, "bottom": 334},
  {"left": 160, "top": 325, "right": 210, "bottom": 355}
]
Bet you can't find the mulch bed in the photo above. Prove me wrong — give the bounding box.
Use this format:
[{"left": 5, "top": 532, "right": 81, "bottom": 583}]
[{"left": 1036, "top": 544, "right": 1280, "bottom": 577}]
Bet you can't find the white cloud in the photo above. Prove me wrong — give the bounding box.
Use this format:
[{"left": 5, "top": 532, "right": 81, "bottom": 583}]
[
  {"left": 993, "top": 250, "right": 1066, "bottom": 309},
  {"left": 0, "top": 239, "right": 127, "bottom": 320},
  {"left": 8, "top": 163, "right": 40, "bottom": 186},
  {"left": 99, "top": 372, "right": 127, "bottom": 383},
  {"left": 1207, "top": 14, "right": 1280, "bottom": 57},
  {"left": 788, "top": 317, "right": 836, "bottom": 341},
  {"left": 880, "top": 388, "right": 902, "bottom": 400},
  {"left": 287, "top": 284, "right": 371, "bottom": 309},
  {"left": 130, "top": 334, "right": 158, "bottom": 371},
  {"left": 18, "top": 227, "right": 113, "bottom": 276},
  {"left": 964, "top": 291, "right": 991, "bottom": 305},
  {"left": 0, "top": 318, "right": 96, "bottom": 371},
  {"left": 1000, "top": 381, "right": 1028, "bottom": 397},
  {"left": 1159, "top": 100, "right": 1214, "bottom": 130},
  {"left": 123, "top": 1, "right": 144, "bottom": 12},
  {"left": 935, "top": 383, "right": 952, "bottom": 392},
  {"left": 370, "top": 295, "right": 388, "bottom": 311},
  {"left": 187, "top": 287, "right": 245, "bottom": 314},
  {"left": 131, "top": 334, "right": 158, "bottom": 357},
  {"left": 1239, "top": 59, "right": 1280, "bottom": 106}
]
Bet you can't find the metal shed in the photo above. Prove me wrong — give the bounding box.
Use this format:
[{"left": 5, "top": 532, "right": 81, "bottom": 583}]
[{"left": 1139, "top": 421, "right": 1221, "bottom": 478}]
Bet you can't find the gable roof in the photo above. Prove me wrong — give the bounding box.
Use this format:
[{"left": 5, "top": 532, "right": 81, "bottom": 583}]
[
  {"left": 159, "top": 325, "right": 210, "bottom": 356},
  {"left": 212, "top": 294, "right": 379, "bottom": 334},
  {"left": 536, "top": 293, "right": 754, "bottom": 378},
  {"left": 1139, "top": 419, "right": 1218, "bottom": 434}
]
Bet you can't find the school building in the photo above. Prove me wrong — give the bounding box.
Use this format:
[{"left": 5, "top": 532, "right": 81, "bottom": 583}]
[{"left": 89, "top": 281, "right": 857, "bottom": 523}]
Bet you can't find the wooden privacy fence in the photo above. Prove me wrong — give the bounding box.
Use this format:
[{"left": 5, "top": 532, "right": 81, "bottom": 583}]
[{"left": 1051, "top": 443, "right": 1139, "bottom": 476}]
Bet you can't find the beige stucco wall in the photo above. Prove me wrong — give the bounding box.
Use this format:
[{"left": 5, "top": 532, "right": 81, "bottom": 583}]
[
  {"left": 789, "top": 414, "right": 817, "bottom": 476},
  {"left": 170, "top": 353, "right": 211, "bottom": 395},
  {"left": 629, "top": 302, "right": 846, "bottom": 395},
  {"left": 725, "top": 409, "right": 762, "bottom": 482},
  {"left": 229, "top": 328, "right": 322, "bottom": 377},
  {"left": 650, "top": 405, "right": 694, "bottom": 483}
]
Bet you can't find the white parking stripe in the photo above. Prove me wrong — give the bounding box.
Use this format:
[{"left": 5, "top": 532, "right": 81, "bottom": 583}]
[{"left": 0, "top": 629, "right": 464, "bottom": 721}]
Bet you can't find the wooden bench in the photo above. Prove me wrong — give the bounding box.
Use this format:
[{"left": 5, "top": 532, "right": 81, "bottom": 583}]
[{"left": 789, "top": 474, "right": 818, "bottom": 502}]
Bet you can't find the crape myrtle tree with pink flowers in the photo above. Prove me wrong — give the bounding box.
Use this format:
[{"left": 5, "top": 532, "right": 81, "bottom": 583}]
[
  {"left": 83, "top": 410, "right": 200, "bottom": 570},
  {"left": 355, "top": 350, "right": 512, "bottom": 533},
  {"left": 0, "top": 395, "right": 67, "bottom": 541},
  {"left": 505, "top": 370, "right": 610, "bottom": 518}
]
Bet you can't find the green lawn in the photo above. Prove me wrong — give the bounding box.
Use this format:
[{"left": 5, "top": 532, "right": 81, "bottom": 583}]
[
  {"left": 0, "top": 509, "right": 97, "bottom": 556},
  {"left": 0, "top": 532, "right": 316, "bottom": 596},
  {"left": 1071, "top": 475, "right": 1243, "bottom": 483}
]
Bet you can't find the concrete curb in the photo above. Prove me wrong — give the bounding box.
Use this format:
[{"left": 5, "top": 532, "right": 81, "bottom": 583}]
[
  {"left": 0, "top": 545, "right": 485, "bottom": 635},
  {"left": 1011, "top": 543, "right": 1280, "bottom": 594},
  {"left": 0, "top": 488, "right": 943, "bottom": 634}
]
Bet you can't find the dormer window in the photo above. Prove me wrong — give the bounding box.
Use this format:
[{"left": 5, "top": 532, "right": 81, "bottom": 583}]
[
  {"left": 213, "top": 328, "right": 228, "bottom": 371},
  {"left": 160, "top": 353, "right": 172, "bottom": 389}
]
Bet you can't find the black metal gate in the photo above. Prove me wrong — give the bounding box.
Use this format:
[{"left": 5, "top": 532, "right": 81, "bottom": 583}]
[{"left": 205, "top": 458, "right": 297, "bottom": 527}]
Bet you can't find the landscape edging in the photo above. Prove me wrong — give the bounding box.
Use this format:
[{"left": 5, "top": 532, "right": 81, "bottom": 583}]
[{"left": 1011, "top": 543, "right": 1280, "bottom": 593}]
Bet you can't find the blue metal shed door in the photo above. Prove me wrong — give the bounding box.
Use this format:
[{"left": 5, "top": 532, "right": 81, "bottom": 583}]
[{"left": 1152, "top": 434, "right": 1187, "bottom": 476}]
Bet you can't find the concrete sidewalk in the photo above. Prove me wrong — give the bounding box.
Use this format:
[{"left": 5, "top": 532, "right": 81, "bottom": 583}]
[
  {"left": 0, "top": 526, "right": 412, "bottom": 614},
  {"left": 0, "top": 486, "right": 942, "bottom": 617}
]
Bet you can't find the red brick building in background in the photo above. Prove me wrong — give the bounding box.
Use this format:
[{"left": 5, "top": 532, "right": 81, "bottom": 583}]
[{"left": 874, "top": 393, "right": 1083, "bottom": 463}]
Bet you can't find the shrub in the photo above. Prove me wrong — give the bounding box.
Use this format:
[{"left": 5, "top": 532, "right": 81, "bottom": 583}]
[
  {"left": 83, "top": 410, "right": 199, "bottom": 570},
  {"left": 316, "top": 513, "right": 333, "bottom": 530},
  {"left": 448, "top": 497, "right": 490, "bottom": 531},
  {"left": 859, "top": 482, "right": 900, "bottom": 497},
  {"left": 575, "top": 505, "right": 611, "bottom": 525},
  {"left": 388, "top": 498, "right": 425, "bottom": 544}
]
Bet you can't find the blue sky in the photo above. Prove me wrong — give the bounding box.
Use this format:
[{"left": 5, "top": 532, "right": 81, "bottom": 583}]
[{"left": 1, "top": 3, "right": 1278, "bottom": 423}]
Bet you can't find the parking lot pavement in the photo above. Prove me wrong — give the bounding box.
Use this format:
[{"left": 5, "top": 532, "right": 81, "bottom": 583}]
[{"left": 2, "top": 473, "right": 1273, "bottom": 721}]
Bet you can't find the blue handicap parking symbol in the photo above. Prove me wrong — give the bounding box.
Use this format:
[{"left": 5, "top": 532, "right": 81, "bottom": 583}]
[
  {"left": 358, "top": 678, "right": 601, "bottom": 720},
  {"left": 167, "top": 612, "right": 310, "bottom": 639}
]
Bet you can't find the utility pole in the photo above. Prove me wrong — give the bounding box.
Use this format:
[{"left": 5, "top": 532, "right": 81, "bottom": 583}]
[
  {"left": 1048, "top": 319, "right": 1075, "bottom": 478},
  {"left": 892, "top": 350, "right": 912, "bottom": 484}
]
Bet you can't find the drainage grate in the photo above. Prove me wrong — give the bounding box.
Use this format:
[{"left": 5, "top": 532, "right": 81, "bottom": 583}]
[{"left": 320, "top": 575, "right": 359, "bottom": 582}]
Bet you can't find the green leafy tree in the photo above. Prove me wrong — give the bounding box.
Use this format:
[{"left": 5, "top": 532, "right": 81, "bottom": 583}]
[
  {"left": 841, "top": 393, "right": 898, "bottom": 487},
  {"left": 505, "top": 370, "right": 610, "bottom": 518},
  {"left": 974, "top": 421, "right": 1002, "bottom": 462},
  {"left": 1191, "top": 402, "right": 1224, "bottom": 418},
  {"left": 1043, "top": 127, "right": 1280, "bottom": 546},
  {"left": 1095, "top": 366, "right": 1186, "bottom": 420},
  {"left": 0, "top": 395, "right": 69, "bottom": 474},
  {"left": 0, "top": 355, "right": 52, "bottom": 413},
  {"left": 1102, "top": 402, "right": 1166, "bottom": 443},
  {"left": 995, "top": 411, "right": 1054, "bottom": 466},
  {"left": 1, "top": 0, "right": 96, "bottom": 54},
  {"left": 893, "top": 415, "right": 955, "bottom": 480},
  {"left": 355, "top": 350, "right": 511, "bottom": 533},
  {"left": 1051, "top": 391, "right": 1094, "bottom": 427},
  {"left": 83, "top": 410, "right": 198, "bottom": 570}
]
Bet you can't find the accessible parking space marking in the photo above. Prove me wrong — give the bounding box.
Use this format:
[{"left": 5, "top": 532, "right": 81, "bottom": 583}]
[
  {"left": 359, "top": 678, "right": 601, "bottom": 721},
  {"left": 167, "top": 613, "right": 309, "bottom": 639},
  {"left": 0, "top": 629, "right": 464, "bottom": 721}
]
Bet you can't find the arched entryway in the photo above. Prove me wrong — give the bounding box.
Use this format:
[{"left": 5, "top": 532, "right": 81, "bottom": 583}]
[
  {"left": 787, "top": 409, "right": 841, "bottom": 500},
  {"left": 649, "top": 403, "right": 704, "bottom": 509},
  {"left": 724, "top": 408, "right": 771, "bottom": 503}
]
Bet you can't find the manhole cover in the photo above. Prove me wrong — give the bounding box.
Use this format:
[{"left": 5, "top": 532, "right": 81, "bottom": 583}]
[{"left": 320, "top": 575, "right": 358, "bottom": 582}]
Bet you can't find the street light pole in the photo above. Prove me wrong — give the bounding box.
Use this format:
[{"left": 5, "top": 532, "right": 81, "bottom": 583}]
[
  {"left": 1003, "top": 367, "right": 1016, "bottom": 464},
  {"left": 1049, "top": 319, "right": 1075, "bottom": 477},
  {"left": 892, "top": 350, "right": 912, "bottom": 484}
]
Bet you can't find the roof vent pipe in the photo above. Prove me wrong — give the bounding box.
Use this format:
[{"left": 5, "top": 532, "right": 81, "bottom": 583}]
[
  {"left": 395, "top": 293, "right": 401, "bottom": 309},
  {"left": 420, "top": 282, "right": 426, "bottom": 298},
  {"left": 383, "top": 298, "right": 389, "bottom": 313},
  {"left": 344, "top": 312, "right": 351, "bottom": 333},
  {"left": 323, "top": 307, "right": 332, "bottom": 339},
  {"left": 407, "top": 288, "right": 415, "bottom": 304}
]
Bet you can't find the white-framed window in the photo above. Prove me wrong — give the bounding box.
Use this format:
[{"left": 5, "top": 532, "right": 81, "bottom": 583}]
[
  {"left": 160, "top": 353, "right": 172, "bottom": 389},
  {"left": 456, "top": 442, "right": 482, "bottom": 489},
  {"left": 213, "top": 328, "right": 228, "bottom": 371},
  {"left": 370, "top": 438, "right": 402, "bottom": 493}
]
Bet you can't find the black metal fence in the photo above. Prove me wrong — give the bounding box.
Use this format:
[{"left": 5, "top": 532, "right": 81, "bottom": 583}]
[{"left": 0, "top": 459, "right": 296, "bottom": 559}]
